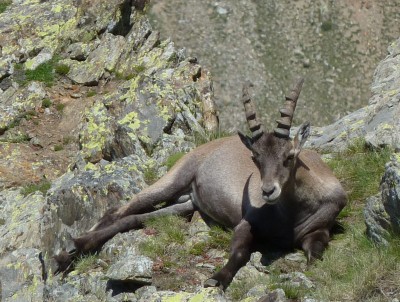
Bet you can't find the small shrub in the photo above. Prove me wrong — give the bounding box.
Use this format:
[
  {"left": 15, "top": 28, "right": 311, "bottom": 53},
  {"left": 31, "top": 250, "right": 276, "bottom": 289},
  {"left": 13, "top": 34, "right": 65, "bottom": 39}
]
[
  {"left": 54, "top": 144, "right": 63, "bottom": 151},
  {"left": 41, "top": 98, "right": 52, "bottom": 108},
  {"left": 54, "top": 63, "right": 70, "bottom": 75},
  {"left": 21, "top": 180, "right": 51, "bottom": 196}
]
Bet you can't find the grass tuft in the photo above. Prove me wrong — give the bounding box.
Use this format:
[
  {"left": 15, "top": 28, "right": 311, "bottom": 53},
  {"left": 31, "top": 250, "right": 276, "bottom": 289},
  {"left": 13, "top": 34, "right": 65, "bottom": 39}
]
[{"left": 74, "top": 254, "right": 100, "bottom": 274}]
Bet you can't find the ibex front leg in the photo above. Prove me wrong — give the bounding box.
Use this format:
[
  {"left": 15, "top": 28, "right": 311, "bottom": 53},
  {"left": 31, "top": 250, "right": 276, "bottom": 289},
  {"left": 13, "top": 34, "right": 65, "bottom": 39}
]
[{"left": 204, "top": 219, "right": 254, "bottom": 290}]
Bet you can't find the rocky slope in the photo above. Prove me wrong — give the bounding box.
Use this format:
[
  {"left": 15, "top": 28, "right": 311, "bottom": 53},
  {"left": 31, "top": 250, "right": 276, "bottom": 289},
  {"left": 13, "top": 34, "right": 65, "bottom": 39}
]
[
  {"left": 149, "top": 0, "right": 400, "bottom": 130},
  {"left": 0, "top": 0, "right": 400, "bottom": 301}
]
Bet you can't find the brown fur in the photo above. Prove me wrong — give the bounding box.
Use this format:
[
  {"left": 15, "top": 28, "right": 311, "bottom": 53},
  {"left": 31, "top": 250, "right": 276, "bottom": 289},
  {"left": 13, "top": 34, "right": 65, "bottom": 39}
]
[{"left": 54, "top": 83, "right": 347, "bottom": 290}]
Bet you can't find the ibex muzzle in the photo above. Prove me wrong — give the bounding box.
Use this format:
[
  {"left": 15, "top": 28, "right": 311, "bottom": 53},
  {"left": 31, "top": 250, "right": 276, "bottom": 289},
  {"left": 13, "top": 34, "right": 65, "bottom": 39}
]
[{"left": 55, "top": 78, "right": 347, "bottom": 290}]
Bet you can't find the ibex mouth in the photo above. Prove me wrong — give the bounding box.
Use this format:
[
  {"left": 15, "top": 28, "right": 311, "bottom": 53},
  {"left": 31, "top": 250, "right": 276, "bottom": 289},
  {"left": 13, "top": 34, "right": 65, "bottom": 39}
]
[{"left": 261, "top": 184, "right": 281, "bottom": 204}]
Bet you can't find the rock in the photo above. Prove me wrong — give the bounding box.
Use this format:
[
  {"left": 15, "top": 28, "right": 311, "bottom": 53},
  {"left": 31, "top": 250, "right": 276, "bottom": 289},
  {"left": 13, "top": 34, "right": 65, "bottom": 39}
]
[
  {"left": 106, "top": 254, "right": 153, "bottom": 285},
  {"left": 278, "top": 272, "right": 314, "bottom": 289},
  {"left": 306, "top": 37, "right": 400, "bottom": 152},
  {"left": 364, "top": 194, "right": 391, "bottom": 245},
  {"left": 258, "top": 288, "right": 287, "bottom": 302},
  {"left": 364, "top": 154, "right": 400, "bottom": 244},
  {"left": 24, "top": 48, "right": 54, "bottom": 70}
]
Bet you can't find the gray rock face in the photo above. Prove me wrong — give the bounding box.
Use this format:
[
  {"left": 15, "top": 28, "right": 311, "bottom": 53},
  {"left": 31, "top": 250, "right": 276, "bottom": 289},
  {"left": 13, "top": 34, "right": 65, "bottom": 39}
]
[
  {"left": 306, "top": 37, "right": 400, "bottom": 152},
  {"left": 364, "top": 154, "right": 400, "bottom": 245}
]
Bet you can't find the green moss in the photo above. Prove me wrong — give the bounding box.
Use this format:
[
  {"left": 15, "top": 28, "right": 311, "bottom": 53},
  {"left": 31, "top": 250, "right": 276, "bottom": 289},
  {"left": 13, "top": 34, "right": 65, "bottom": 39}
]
[
  {"left": 0, "top": 0, "right": 11, "bottom": 14},
  {"left": 21, "top": 180, "right": 51, "bottom": 196}
]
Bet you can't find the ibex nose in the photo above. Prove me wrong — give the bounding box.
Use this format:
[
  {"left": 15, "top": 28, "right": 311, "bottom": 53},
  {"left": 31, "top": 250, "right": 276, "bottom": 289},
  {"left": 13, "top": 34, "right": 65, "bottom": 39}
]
[
  {"left": 262, "top": 185, "right": 276, "bottom": 197},
  {"left": 261, "top": 183, "right": 281, "bottom": 202}
]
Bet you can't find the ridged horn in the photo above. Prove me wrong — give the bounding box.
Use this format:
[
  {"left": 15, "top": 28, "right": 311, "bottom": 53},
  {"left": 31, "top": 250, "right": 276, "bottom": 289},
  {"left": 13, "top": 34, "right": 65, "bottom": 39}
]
[
  {"left": 242, "top": 82, "right": 264, "bottom": 140},
  {"left": 274, "top": 77, "right": 304, "bottom": 139}
]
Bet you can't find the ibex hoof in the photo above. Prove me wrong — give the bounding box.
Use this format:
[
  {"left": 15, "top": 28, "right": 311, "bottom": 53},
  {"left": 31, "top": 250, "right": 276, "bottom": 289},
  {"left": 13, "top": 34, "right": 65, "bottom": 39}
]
[{"left": 204, "top": 278, "right": 223, "bottom": 289}]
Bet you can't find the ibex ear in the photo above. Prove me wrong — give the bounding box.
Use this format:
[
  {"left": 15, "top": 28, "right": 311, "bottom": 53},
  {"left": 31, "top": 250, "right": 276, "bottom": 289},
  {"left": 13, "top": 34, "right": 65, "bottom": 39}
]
[
  {"left": 292, "top": 121, "right": 311, "bottom": 157},
  {"left": 238, "top": 131, "right": 254, "bottom": 150}
]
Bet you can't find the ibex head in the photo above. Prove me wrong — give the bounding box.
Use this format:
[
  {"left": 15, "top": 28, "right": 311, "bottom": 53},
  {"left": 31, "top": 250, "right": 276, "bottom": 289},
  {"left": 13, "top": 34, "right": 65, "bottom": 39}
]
[{"left": 238, "top": 78, "right": 310, "bottom": 204}]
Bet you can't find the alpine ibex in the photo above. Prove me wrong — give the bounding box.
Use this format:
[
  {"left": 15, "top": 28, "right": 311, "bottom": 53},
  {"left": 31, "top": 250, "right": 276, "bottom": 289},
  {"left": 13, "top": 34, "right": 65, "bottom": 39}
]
[{"left": 55, "top": 78, "right": 347, "bottom": 289}]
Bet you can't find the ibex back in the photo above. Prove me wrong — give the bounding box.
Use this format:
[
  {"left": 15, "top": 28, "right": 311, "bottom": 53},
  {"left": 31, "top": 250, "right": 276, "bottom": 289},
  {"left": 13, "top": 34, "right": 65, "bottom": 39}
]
[{"left": 55, "top": 78, "right": 347, "bottom": 289}]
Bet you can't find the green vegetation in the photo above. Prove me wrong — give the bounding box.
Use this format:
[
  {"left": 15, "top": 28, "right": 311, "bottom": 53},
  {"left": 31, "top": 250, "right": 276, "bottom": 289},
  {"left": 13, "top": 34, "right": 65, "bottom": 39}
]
[
  {"left": 192, "top": 129, "right": 232, "bottom": 147},
  {"left": 309, "top": 224, "right": 400, "bottom": 301},
  {"left": 21, "top": 180, "right": 51, "bottom": 196},
  {"left": 326, "top": 139, "right": 391, "bottom": 216},
  {"left": 56, "top": 103, "right": 65, "bottom": 112},
  {"left": 228, "top": 274, "right": 269, "bottom": 301},
  {"left": 304, "top": 139, "right": 398, "bottom": 301},
  {"left": 86, "top": 90, "right": 97, "bottom": 97},
  {"left": 321, "top": 20, "right": 334, "bottom": 32},
  {"left": 54, "top": 144, "right": 63, "bottom": 151},
  {"left": 25, "top": 62, "right": 55, "bottom": 85},
  {"left": 143, "top": 165, "right": 158, "bottom": 185},
  {"left": 139, "top": 215, "right": 187, "bottom": 263},
  {"left": 41, "top": 98, "right": 52, "bottom": 108},
  {"left": 74, "top": 254, "right": 101, "bottom": 274},
  {"left": 165, "top": 152, "right": 186, "bottom": 170},
  {"left": 54, "top": 63, "right": 70, "bottom": 76},
  {"left": 189, "top": 225, "right": 232, "bottom": 256},
  {"left": 0, "top": 133, "right": 30, "bottom": 143},
  {"left": 0, "top": 0, "right": 11, "bottom": 14}
]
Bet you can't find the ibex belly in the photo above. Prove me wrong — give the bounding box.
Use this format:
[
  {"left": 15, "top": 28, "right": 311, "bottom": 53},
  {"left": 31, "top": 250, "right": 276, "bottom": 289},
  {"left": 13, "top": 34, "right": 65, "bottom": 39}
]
[{"left": 190, "top": 137, "right": 264, "bottom": 228}]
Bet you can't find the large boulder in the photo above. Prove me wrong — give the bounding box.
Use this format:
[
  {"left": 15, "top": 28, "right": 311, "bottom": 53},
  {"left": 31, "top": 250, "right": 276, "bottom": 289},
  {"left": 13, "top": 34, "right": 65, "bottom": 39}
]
[{"left": 364, "top": 153, "right": 400, "bottom": 245}]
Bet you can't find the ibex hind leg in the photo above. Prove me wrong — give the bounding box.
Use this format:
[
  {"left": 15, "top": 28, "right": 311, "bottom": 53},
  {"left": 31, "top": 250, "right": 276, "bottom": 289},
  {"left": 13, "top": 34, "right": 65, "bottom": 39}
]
[
  {"left": 55, "top": 201, "right": 195, "bottom": 273},
  {"left": 90, "top": 157, "right": 197, "bottom": 232}
]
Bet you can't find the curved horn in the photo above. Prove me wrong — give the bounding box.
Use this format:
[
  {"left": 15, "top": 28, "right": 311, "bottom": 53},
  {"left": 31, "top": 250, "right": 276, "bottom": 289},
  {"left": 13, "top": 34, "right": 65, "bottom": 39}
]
[
  {"left": 274, "top": 77, "right": 304, "bottom": 139},
  {"left": 242, "top": 82, "right": 264, "bottom": 140}
]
